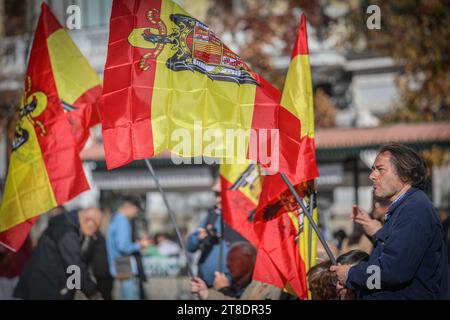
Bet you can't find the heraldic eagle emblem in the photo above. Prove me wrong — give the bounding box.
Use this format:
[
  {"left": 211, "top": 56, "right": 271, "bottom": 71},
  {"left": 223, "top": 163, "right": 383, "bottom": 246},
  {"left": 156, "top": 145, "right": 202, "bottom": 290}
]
[{"left": 128, "top": 9, "right": 260, "bottom": 86}]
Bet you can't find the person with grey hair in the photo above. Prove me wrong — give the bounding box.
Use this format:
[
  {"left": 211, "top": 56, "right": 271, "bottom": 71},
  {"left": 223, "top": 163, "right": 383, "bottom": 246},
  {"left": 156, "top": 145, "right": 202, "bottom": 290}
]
[
  {"left": 190, "top": 242, "right": 280, "bottom": 300},
  {"left": 331, "top": 143, "right": 450, "bottom": 299},
  {"left": 13, "top": 207, "right": 103, "bottom": 300}
]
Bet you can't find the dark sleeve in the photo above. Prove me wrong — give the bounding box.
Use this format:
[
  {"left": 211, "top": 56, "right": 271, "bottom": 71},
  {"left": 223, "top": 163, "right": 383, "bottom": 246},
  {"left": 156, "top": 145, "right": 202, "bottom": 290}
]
[
  {"left": 57, "top": 232, "right": 101, "bottom": 299},
  {"left": 347, "top": 203, "right": 430, "bottom": 290}
]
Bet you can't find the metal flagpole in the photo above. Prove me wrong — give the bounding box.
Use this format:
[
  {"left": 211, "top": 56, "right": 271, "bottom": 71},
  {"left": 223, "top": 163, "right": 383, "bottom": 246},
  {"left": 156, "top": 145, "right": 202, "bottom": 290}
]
[
  {"left": 307, "top": 191, "right": 314, "bottom": 270},
  {"left": 281, "top": 173, "right": 337, "bottom": 264},
  {"left": 144, "top": 158, "right": 195, "bottom": 277},
  {"left": 219, "top": 209, "right": 224, "bottom": 273}
]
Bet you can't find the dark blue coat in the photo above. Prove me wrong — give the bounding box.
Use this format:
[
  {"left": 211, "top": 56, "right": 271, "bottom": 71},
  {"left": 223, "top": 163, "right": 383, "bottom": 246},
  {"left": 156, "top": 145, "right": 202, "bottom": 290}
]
[{"left": 346, "top": 188, "right": 450, "bottom": 299}]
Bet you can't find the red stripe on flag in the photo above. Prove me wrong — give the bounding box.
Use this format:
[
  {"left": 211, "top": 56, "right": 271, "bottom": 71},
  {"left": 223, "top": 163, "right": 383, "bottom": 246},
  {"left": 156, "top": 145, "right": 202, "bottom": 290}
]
[
  {"left": 248, "top": 76, "right": 281, "bottom": 169},
  {"left": 73, "top": 84, "right": 102, "bottom": 128},
  {"left": 252, "top": 246, "right": 287, "bottom": 290},
  {"left": 253, "top": 213, "right": 308, "bottom": 298},
  {"left": 68, "top": 84, "right": 103, "bottom": 150},
  {"left": 40, "top": 2, "right": 62, "bottom": 38},
  {"left": 256, "top": 136, "right": 318, "bottom": 216},
  {"left": 0, "top": 217, "right": 38, "bottom": 252},
  {"left": 29, "top": 5, "right": 89, "bottom": 204},
  {"left": 221, "top": 176, "right": 260, "bottom": 246},
  {"left": 291, "top": 14, "right": 308, "bottom": 58},
  {"left": 102, "top": 0, "right": 162, "bottom": 169}
]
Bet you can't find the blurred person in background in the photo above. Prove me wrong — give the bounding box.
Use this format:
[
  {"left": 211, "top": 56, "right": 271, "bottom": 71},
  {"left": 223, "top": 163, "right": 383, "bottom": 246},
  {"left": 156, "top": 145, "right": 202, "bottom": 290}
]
[
  {"left": 191, "top": 242, "right": 264, "bottom": 299},
  {"left": 13, "top": 207, "right": 103, "bottom": 300},
  {"left": 107, "top": 196, "right": 150, "bottom": 300},
  {"left": 154, "top": 233, "right": 180, "bottom": 257},
  {"left": 187, "top": 178, "right": 246, "bottom": 287},
  {"left": 83, "top": 230, "right": 113, "bottom": 300},
  {"left": 0, "top": 236, "right": 32, "bottom": 299},
  {"left": 332, "top": 229, "right": 347, "bottom": 252}
]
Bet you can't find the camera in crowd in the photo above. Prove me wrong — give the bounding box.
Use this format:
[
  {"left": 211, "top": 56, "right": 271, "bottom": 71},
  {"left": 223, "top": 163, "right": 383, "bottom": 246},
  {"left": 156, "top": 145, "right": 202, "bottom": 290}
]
[{"left": 198, "top": 225, "right": 220, "bottom": 253}]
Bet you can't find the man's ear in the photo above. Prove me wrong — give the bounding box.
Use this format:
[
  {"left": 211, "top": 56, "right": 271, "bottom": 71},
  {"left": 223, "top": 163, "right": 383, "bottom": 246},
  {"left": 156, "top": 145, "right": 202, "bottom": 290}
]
[{"left": 400, "top": 175, "right": 410, "bottom": 184}]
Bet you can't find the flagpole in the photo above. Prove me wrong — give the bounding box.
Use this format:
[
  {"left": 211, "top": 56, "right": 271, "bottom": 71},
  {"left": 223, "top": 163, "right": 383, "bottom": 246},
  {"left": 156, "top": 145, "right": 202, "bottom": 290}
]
[
  {"left": 280, "top": 174, "right": 337, "bottom": 264},
  {"left": 219, "top": 210, "right": 224, "bottom": 273},
  {"left": 144, "top": 158, "right": 195, "bottom": 277},
  {"left": 307, "top": 191, "right": 314, "bottom": 270}
]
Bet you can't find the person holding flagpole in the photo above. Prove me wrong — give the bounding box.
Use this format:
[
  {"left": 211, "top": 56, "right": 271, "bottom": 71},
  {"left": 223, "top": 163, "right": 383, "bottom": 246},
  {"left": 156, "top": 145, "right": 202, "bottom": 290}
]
[{"left": 331, "top": 143, "right": 450, "bottom": 299}]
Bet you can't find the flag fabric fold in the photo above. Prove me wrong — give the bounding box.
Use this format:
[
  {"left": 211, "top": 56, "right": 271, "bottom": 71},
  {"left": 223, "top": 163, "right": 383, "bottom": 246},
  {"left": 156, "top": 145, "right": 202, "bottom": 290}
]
[
  {"left": 101, "top": 0, "right": 307, "bottom": 178},
  {"left": 220, "top": 14, "right": 318, "bottom": 299},
  {"left": 0, "top": 3, "right": 91, "bottom": 251},
  {"left": 256, "top": 13, "right": 319, "bottom": 219},
  {"left": 45, "top": 6, "right": 102, "bottom": 150}
]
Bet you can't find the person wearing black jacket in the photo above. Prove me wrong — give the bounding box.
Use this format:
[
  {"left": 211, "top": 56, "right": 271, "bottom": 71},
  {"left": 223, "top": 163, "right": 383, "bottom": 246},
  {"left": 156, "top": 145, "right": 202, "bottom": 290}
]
[
  {"left": 83, "top": 231, "right": 114, "bottom": 300},
  {"left": 13, "top": 207, "right": 103, "bottom": 300}
]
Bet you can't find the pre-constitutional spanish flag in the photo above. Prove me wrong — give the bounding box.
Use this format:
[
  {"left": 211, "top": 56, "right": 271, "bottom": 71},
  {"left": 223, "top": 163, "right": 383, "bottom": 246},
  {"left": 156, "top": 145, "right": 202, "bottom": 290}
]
[
  {"left": 221, "top": 15, "right": 318, "bottom": 299},
  {"left": 221, "top": 162, "right": 315, "bottom": 299},
  {"left": 0, "top": 3, "right": 90, "bottom": 251},
  {"left": 253, "top": 15, "right": 319, "bottom": 298},
  {"left": 256, "top": 14, "right": 319, "bottom": 217},
  {"left": 101, "top": 0, "right": 305, "bottom": 175}
]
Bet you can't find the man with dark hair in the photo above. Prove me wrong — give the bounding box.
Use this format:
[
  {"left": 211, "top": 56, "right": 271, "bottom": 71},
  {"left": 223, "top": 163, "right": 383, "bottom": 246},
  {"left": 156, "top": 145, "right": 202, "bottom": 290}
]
[
  {"left": 107, "top": 196, "right": 150, "bottom": 299},
  {"left": 331, "top": 143, "right": 450, "bottom": 299}
]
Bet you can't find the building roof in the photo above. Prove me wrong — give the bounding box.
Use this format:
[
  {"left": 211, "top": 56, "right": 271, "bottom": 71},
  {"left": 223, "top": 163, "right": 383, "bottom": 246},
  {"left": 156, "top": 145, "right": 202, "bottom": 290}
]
[
  {"left": 315, "top": 122, "right": 450, "bottom": 159},
  {"left": 81, "top": 122, "right": 450, "bottom": 164}
]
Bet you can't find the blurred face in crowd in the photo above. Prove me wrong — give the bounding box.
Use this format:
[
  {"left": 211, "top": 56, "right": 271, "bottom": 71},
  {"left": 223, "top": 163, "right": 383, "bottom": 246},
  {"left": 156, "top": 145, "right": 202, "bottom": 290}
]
[
  {"left": 226, "top": 247, "right": 253, "bottom": 281},
  {"left": 120, "top": 201, "right": 140, "bottom": 219},
  {"left": 79, "top": 207, "right": 102, "bottom": 237},
  {"left": 369, "top": 152, "right": 409, "bottom": 201},
  {"left": 372, "top": 201, "right": 389, "bottom": 221}
]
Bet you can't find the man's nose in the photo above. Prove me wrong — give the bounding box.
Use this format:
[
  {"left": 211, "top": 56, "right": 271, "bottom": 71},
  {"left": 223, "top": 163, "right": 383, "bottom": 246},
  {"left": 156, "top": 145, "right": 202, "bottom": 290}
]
[{"left": 369, "top": 171, "right": 377, "bottom": 181}]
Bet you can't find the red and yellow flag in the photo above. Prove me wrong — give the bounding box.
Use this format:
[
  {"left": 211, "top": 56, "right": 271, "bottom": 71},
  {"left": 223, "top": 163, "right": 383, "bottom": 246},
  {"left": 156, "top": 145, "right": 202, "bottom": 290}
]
[
  {"left": 221, "top": 161, "right": 316, "bottom": 299},
  {"left": 45, "top": 5, "right": 102, "bottom": 150},
  {"left": 256, "top": 14, "right": 319, "bottom": 218},
  {"left": 220, "top": 162, "right": 262, "bottom": 246},
  {"left": 0, "top": 3, "right": 93, "bottom": 251},
  {"left": 101, "top": 0, "right": 306, "bottom": 176},
  {"left": 220, "top": 15, "right": 318, "bottom": 299}
]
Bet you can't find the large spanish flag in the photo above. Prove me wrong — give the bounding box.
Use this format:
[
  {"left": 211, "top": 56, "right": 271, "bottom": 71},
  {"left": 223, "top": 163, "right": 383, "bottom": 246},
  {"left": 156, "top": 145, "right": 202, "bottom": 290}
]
[
  {"left": 101, "top": 0, "right": 306, "bottom": 176},
  {"left": 0, "top": 3, "right": 90, "bottom": 251}
]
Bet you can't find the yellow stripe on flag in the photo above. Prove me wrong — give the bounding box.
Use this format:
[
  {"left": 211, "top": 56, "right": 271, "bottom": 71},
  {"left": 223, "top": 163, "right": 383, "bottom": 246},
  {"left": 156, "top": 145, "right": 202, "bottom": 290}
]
[
  {"left": 0, "top": 115, "right": 56, "bottom": 232},
  {"left": 47, "top": 29, "right": 101, "bottom": 105},
  {"left": 220, "top": 161, "right": 262, "bottom": 205},
  {"left": 151, "top": 1, "right": 256, "bottom": 158},
  {"left": 280, "top": 55, "right": 314, "bottom": 138}
]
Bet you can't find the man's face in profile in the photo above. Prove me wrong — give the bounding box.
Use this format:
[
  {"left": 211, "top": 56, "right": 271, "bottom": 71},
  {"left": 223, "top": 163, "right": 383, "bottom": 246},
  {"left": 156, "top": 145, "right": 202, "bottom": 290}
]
[{"left": 369, "top": 152, "right": 405, "bottom": 200}]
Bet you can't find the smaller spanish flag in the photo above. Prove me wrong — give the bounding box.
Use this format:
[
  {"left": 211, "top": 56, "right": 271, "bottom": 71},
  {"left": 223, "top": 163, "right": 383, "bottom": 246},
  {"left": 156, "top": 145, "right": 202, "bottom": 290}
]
[
  {"left": 221, "top": 15, "right": 318, "bottom": 299},
  {"left": 0, "top": 3, "right": 91, "bottom": 251}
]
